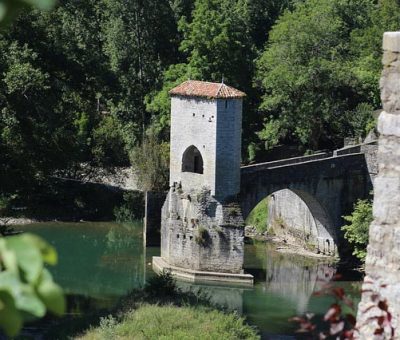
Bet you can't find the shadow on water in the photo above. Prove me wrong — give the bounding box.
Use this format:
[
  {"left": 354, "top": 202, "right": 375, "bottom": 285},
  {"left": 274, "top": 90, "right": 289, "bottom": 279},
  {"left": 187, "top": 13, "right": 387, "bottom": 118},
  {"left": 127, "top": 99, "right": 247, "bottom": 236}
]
[{"left": 13, "top": 223, "right": 361, "bottom": 339}]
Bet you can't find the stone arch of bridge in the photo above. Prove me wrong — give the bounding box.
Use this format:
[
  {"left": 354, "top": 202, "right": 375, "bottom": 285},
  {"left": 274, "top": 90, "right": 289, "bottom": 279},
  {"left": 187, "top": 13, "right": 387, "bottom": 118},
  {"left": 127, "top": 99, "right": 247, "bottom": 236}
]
[{"left": 240, "top": 185, "right": 337, "bottom": 255}]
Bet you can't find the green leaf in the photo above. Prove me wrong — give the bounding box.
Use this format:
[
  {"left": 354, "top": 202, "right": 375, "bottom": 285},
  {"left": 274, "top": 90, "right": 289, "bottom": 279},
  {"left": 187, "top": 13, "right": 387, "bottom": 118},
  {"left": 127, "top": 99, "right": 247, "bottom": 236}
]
[
  {"left": 0, "top": 291, "right": 23, "bottom": 337},
  {"left": 6, "top": 234, "right": 43, "bottom": 283},
  {"left": 37, "top": 269, "right": 65, "bottom": 315},
  {"left": 0, "top": 238, "right": 18, "bottom": 273},
  {"left": 25, "top": 234, "right": 58, "bottom": 265},
  {"left": 18, "top": 285, "right": 46, "bottom": 317},
  {"left": 0, "top": 271, "right": 46, "bottom": 317}
]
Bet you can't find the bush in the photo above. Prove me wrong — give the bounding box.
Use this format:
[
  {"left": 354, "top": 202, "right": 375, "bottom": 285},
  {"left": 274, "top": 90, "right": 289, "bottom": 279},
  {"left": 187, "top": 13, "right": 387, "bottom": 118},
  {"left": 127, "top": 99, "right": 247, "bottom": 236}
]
[
  {"left": 113, "top": 191, "right": 144, "bottom": 222},
  {"left": 129, "top": 133, "right": 169, "bottom": 192},
  {"left": 342, "top": 199, "right": 373, "bottom": 262},
  {"left": 195, "top": 226, "right": 209, "bottom": 247},
  {"left": 245, "top": 198, "right": 269, "bottom": 233},
  {"left": 78, "top": 304, "right": 259, "bottom": 340}
]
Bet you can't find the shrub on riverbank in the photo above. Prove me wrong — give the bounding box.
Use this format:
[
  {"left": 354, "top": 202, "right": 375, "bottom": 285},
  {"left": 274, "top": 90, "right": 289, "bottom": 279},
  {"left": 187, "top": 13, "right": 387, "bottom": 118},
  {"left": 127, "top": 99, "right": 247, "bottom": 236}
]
[
  {"left": 73, "top": 272, "right": 259, "bottom": 340},
  {"left": 245, "top": 197, "right": 269, "bottom": 233},
  {"left": 342, "top": 199, "right": 373, "bottom": 262},
  {"left": 78, "top": 304, "right": 259, "bottom": 340}
]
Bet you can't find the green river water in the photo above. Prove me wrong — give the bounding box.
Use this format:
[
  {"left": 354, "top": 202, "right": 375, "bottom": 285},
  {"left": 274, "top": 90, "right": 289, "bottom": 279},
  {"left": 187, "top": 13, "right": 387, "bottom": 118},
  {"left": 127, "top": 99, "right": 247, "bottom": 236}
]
[{"left": 16, "top": 221, "right": 362, "bottom": 339}]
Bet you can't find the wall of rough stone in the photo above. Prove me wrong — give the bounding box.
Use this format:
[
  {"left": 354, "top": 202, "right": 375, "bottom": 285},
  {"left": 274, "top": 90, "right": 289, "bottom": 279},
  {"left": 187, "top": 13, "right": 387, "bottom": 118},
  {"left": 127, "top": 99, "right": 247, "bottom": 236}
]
[
  {"left": 161, "top": 185, "right": 245, "bottom": 274},
  {"left": 267, "top": 189, "right": 336, "bottom": 254},
  {"left": 268, "top": 190, "right": 317, "bottom": 235},
  {"left": 170, "top": 96, "right": 217, "bottom": 194},
  {"left": 169, "top": 96, "right": 242, "bottom": 201},
  {"left": 356, "top": 32, "right": 400, "bottom": 337}
]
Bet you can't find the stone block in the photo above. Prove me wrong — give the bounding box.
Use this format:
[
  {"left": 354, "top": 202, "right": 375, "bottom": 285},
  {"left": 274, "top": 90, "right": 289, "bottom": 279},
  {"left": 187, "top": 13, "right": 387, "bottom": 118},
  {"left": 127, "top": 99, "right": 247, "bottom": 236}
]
[
  {"left": 373, "top": 177, "right": 400, "bottom": 225},
  {"left": 382, "top": 51, "right": 398, "bottom": 66},
  {"left": 378, "top": 111, "right": 400, "bottom": 136},
  {"left": 383, "top": 31, "right": 400, "bottom": 52},
  {"left": 380, "top": 70, "right": 400, "bottom": 113}
]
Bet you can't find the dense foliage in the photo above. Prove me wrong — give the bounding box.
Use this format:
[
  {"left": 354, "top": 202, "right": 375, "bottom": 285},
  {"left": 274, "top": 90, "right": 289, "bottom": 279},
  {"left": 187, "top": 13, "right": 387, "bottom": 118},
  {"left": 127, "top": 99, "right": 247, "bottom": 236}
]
[
  {"left": 1, "top": 0, "right": 399, "bottom": 195},
  {"left": 256, "top": 0, "right": 400, "bottom": 151},
  {"left": 342, "top": 199, "right": 373, "bottom": 262},
  {"left": 79, "top": 304, "right": 259, "bottom": 340}
]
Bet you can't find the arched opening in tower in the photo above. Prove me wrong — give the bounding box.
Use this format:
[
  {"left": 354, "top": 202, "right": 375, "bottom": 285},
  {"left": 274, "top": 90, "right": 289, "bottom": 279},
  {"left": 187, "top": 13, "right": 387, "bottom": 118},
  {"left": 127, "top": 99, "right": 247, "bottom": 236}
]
[{"left": 181, "top": 145, "right": 204, "bottom": 174}]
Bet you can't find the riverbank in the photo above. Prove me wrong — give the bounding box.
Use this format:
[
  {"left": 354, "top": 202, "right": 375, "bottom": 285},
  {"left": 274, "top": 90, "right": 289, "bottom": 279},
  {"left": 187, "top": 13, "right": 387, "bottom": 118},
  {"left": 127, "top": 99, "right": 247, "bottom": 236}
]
[
  {"left": 78, "top": 304, "right": 259, "bottom": 340},
  {"left": 245, "top": 226, "right": 334, "bottom": 259},
  {"left": 72, "top": 272, "right": 259, "bottom": 339},
  {"left": 0, "top": 217, "right": 38, "bottom": 225}
]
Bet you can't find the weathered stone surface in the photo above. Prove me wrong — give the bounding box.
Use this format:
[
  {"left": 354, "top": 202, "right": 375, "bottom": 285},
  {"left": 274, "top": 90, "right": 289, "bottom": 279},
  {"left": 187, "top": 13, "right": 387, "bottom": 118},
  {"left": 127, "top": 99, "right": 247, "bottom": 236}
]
[
  {"left": 160, "top": 186, "right": 245, "bottom": 274},
  {"left": 266, "top": 189, "right": 336, "bottom": 255},
  {"left": 356, "top": 32, "right": 400, "bottom": 339},
  {"left": 169, "top": 95, "right": 242, "bottom": 201},
  {"left": 383, "top": 31, "right": 400, "bottom": 52},
  {"left": 373, "top": 177, "right": 400, "bottom": 225},
  {"left": 157, "top": 82, "right": 249, "bottom": 281},
  {"left": 378, "top": 111, "right": 400, "bottom": 136}
]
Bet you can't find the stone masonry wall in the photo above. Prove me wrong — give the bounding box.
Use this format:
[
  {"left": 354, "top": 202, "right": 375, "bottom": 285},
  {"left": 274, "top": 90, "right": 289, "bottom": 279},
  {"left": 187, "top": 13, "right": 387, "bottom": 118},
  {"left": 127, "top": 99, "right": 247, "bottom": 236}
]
[
  {"left": 267, "top": 189, "right": 337, "bottom": 255},
  {"left": 268, "top": 189, "right": 318, "bottom": 244},
  {"left": 169, "top": 96, "right": 242, "bottom": 201},
  {"left": 161, "top": 185, "right": 245, "bottom": 274},
  {"left": 356, "top": 32, "right": 400, "bottom": 338},
  {"left": 215, "top": 98, "right": 242, "bottom": 200},
  {"left": 170, "top": 96, "right": 217, "bottom": 195}
]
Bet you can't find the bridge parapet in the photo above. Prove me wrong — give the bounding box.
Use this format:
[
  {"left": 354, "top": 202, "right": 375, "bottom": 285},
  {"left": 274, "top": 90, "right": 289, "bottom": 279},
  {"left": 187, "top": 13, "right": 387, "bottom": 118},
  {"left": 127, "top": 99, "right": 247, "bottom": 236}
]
[
  {"left": 241, "top": 152, "right": 332, "bottom": 172},
  {"left": 241, "top": 141, "right": 377, "bottom": 177}
]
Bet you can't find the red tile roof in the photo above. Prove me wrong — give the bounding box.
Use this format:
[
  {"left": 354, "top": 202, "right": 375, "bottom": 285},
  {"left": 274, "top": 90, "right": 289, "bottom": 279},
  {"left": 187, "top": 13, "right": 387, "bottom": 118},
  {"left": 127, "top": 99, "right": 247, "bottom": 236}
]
[{"left": 169, "top": 80, "right": 246, "bottom": 99}]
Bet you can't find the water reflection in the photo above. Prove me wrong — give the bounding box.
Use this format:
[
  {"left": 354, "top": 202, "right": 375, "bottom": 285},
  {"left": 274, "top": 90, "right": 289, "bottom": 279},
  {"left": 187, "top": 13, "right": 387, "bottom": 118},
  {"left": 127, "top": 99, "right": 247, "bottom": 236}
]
[
  {"left": 183, "top": 241, "right": 340, "bottom": 336},
  {"left": 263, "top": 248, "right": 336, "bottom": 314},
  {"left": 19, "top": 222, "right": 155, "bottom": 301},
  {"left": 17, "top": 223, "right": 359, "bottom": 338}
]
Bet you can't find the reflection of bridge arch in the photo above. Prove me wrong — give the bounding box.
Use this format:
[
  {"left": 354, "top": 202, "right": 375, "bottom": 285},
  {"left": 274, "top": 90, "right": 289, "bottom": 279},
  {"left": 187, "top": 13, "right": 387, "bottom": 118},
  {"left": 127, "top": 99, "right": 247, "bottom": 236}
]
[{"left": 239, "top": 153, "right": 373, "bottom": 256}]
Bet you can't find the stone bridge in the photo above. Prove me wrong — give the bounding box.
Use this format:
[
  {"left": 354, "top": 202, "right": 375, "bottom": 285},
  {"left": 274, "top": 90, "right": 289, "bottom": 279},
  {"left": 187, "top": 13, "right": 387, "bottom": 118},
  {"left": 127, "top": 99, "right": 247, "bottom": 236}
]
[{"left": 239, "top": 142, "right": 377, "bottom": 256}]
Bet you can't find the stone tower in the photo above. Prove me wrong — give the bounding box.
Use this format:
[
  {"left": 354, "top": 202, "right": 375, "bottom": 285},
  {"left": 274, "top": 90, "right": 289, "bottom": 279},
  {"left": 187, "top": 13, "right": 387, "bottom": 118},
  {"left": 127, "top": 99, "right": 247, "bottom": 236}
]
[
  {"left": 153, "top": 80, "right": 253, "bottom": 285},
  {"left": 169, "top": 80, "right": 244, "bottom": 200}
]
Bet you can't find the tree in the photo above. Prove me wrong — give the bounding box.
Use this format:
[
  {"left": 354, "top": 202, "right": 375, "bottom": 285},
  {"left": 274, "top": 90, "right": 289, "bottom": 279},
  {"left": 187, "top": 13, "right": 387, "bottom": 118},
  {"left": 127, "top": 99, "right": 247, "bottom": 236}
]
[
  {"left": 129, "top": 134, "right": 169, "bottom": 192},
  {"left": 0, "top": 3, "right": 65, "bottom": 337},
  {"left": 102, "top": 0, "right": 178, "bottom": 140},
  {"left": 146, "top": 0, "right": 256, "bottom": 143},
  {"left": 255, "top": 0, "right": 384, "bottom": 151},
  {"left": 342, "top": 199, "right": 373, "bottom": 262}
]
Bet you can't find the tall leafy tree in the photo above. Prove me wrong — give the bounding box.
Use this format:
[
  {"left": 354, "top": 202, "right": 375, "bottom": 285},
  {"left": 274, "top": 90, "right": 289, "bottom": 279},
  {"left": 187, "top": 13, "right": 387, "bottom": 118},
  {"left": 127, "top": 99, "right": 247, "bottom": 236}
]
[
  {"left": 102, "top": 0, "right": 178, "bottom": 141},
  {"left": 147, "top": 0, "right": 256, "bottom": 142},
  {"left": 255, "top": 0, "right": 383, "bottom": 151}
]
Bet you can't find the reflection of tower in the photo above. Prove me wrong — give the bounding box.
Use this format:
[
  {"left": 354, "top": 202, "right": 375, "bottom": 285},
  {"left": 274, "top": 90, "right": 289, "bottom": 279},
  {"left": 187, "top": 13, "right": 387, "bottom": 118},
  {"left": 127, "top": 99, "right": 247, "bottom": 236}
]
[{"left": 153, "top": 80, "right": 253, "bottom": 285}]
